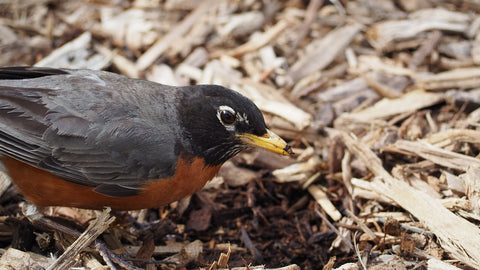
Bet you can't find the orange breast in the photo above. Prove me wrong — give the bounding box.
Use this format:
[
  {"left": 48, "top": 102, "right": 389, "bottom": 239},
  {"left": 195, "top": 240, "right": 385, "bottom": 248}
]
[{"left": 2, "top": 157, "right": 221, "bottom": 210}]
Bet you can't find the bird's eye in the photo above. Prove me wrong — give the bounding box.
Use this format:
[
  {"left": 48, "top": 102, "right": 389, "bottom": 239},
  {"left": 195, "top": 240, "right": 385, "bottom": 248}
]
[{"left": 220, "top": 109, "right": 236, "bottom": 125}]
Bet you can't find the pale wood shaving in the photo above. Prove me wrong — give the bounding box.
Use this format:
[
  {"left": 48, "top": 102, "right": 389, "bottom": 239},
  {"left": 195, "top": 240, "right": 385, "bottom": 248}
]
[
  {"left": 463, "top": 167, "right": 480, "bottom": 215},
  {"left": 211, "top": 19, "right": 291, "bottom": 58},
  {"left": 217, "top": 244, "right": 231, "bottom": 268},
  {"left": 336, "top": 90, "right": 444, "bottom": 123},
  {"left": 288, "top": 23, "right": 363, "bottom": 84},
  {"left": 416, "top": 67, "right": 480, "bottom": 91},
  {"left": 0, "top": 248, "right": 52, "bottom": 269},
  {"left": 427, "top": 258, "right": 463, "bottom": 270},
  {"left": 35, "top": 32, "right": 108, "bottom": 70},
  {"left": 346, "top": 210, "right": 377, "bottom": 241},
  {"left": 162, "top": 239, "right": 203, "bottom": 265},
  {"left": 239, "top": 79, "right": 313, "bottom": 130},
  {"left": 308, "top": 185, "right": 342, "bottom": 221},
  {"left": 136, "top": 0, "right": 218, "bottom": 71},
  {"left": 46, "top": 208, "right": 115, "bottom": 270},
  {"left": 367, "top": 8, "right": 469, "bottom": 51},
  {"left": 336, "top": 130, "right": 480, "bottom": 269},
  {"left": 394, "top": 139, "right": 480, "bottom": 171}
]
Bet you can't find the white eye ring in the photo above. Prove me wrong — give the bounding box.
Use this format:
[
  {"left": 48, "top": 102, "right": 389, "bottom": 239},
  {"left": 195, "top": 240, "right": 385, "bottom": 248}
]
[{"left": 217, "top": 106, "right": 237, "bottom": 130}]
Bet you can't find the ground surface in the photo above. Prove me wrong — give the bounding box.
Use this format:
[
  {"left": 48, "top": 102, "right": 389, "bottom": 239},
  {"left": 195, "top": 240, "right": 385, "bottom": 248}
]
[{"left": 0, "top": 0, "right": 480, "bottom": 269}]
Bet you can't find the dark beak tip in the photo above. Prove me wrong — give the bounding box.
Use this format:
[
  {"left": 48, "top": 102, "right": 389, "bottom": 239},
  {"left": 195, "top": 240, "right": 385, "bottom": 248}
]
[{"left": 284, "top": 145, "right": 295, "bottom": 156}]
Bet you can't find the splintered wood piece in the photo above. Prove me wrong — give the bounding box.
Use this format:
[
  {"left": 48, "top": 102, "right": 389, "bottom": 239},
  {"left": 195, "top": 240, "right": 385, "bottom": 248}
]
[
  {"left": 427, "top": 258, "right": 463, "bottom": 270},
  {"left": 239, "top": 79, "right": 312, "bottom": 130},
  {"left": 241, "top": 149, "right": 296, "bottom": 170},
  {"left": 318, "top": 77, "right": 371, "bottom": 103},
  {"left": 217, "top": 244, "right": 231, "bottom": 268},
  {"left": 362, "top": 72, "right": 402, "bottom": 98},
  {"left": 392, "top": 167, "right": 437, "bottom": 198},
  {"left": 288, "top": 23, "right": 363, "bottom": 84},
  {"left": 424, "top": 128, "right": 480, "bottom": 147},
  {"left": 351, "top": 178, "right": 396, "bottom": 205},
  {"left": 0, "top": 248, "right": 52, "bottom": 269},
  {"left": 345, "top": 210, "right": 377, "bottom": 241},
  {"left": 326, "top": 215, "right": 354, "bottom": 251},
  {"left": 336, "top": 130, "right": 480, "bottom": 269},
  {"left": 200, "top": 59, "right": 243, "bottom": 85},
  {"left": 123, "top": 242, "right": 185, "bottom": 255},
  {"left": 146, "top": 64, "right": 179, "bottom": 86},
  {"left": 98, "top": 9, "right": 158, "bottom": 51},
  {"left": 408, "top": 30, "right": 442, "bottom": 69},
  {"left": 416, "top": 67, "right": 480, "bottom": 91},
  {"left": 95, "top": 44, "right": 139, "bottom": 78},
  {"left": 463, "top": 167, "right": 480, "bottom": 215},
  {"left": 367, "top": 8, "right": 469, "bottom": 51},
  {"left": 289, "top": 0, "right": 323, "bottom": 52},
  {"left": 459, "top": 107, "right": 480, "bottom": 128},
  {"left": 355, "top": 55, "right": 416, "bottom": 77},
  {"left": 46, "top": 208, "right": 115, "bottom": 270},
  {"left": 210, "top": 19, "right": 290, "bottom": 58},
  {"left": 163, "top": 240, "right": 203, "bottom": 265},
  {"left": 443, "top": 171, "right": 466, "bottom": 194},
  {"left": 136, "top": 0, "right": 217, "bottom": 71},
  {"left": 308, "top": 185, "right": 342, "bottom": 221},
  {"left": 337, "top": 90, "right": 444, "bottom": 123},
  {"left": 217, "top": 11, "right": 265, "bottom": 38},
  {"left": 82, "top": 253, "right": 107, "bottom": 269},
  {"left": 341, "top": 150, "right": 353, "bottom": 197},
  {"left": 35, "top": 32, "right": 107, "bottom": 70},
  {"left": 394, "top": 140, "right": 480, "bottom": 171},
  {"left": 167, "top": 14, "right": 216, "bottom": 58},
  {"left": 218, "top": 161, "right": 257, "bottom": 187},
  {"left": 272, "top": 156, "right": 322, "bottom": 182}
]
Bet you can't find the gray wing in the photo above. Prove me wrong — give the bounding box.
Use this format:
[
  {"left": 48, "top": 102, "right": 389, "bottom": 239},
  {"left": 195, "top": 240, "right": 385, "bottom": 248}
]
[{"left": 0, "top": 67, "right": 183, "bottom": 197}]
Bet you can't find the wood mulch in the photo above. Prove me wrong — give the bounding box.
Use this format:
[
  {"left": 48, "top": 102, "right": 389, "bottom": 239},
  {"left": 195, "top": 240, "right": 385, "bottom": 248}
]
[{"left": 1, "top": 0, "right": 480, "bottom": 269}]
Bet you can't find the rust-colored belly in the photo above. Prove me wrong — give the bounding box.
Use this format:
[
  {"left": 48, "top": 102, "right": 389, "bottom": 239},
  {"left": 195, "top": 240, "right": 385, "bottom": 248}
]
[{"left": 2, "top": 157, "right": 221, "bottom": 210}]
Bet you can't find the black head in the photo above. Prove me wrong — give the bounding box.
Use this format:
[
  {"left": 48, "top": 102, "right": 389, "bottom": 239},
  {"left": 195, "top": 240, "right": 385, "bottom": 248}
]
[{"left": 178, "top": 85, "right": 291, "bottom": 165}]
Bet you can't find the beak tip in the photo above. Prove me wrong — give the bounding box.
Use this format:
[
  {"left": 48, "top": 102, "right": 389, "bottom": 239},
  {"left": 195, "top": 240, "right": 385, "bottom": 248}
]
[
  {"left": 283, "top": 145, "right": 294, "bottom": 156},
  {"left": 238, "top": 129, "right": 294, "bottom": 157}
]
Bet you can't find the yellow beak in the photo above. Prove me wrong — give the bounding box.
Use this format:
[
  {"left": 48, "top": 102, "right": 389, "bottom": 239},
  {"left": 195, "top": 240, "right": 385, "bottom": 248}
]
[{"left": 237, "top": 129, "right": 293, "bottom": 156}]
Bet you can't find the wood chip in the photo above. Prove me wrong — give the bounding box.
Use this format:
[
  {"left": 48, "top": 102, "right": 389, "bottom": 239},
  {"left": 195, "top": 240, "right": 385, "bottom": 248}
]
[
  {"left": 337, "top": 129, "right": 480, "bottom": 269},
  {"left": 367, "top": 8, "right": 469, "bottom": 51},
  {"left": 394, "top": 139, "right": 480, "bottom": 171},
  {"left": 288, "top": 23, "right": 363, "bottom": 84},
  {"left": 211, "top": 19, "right": 290, "bottom": 58},
  {"left": 136, "top": 0, "right": 218, "bottom": 71},
  {"left": 239, "top": 79, "right": 312, "bottom": 130},
  {"left": 163, "top": 240, "right": 203, "bottom": 265},
  {"left": 46, "top": 208, "right": 115, "bottom": 270},
  {"left": 308, "top": 185, "right": 342, "bottom": 221},
  {"left": 217, "top": 244, "right": 231, "bottom": 268},
  {"left": 336, "top": 90, "right": 444, "bottom": 124},
  {"left": 463, "top": 167, "right": 480, "bottom": 215},
  {"left": 0, "top": 248, "right": 52, "bottom": 269},
  {"left": 218, "top": 161, "right": 257, "bottom": 187},
  {"left": 35, "top": 32, "right": 108, "bottom": 69},
  {"left": 416, "top": 67, "right": 480, "bottom": 91}
]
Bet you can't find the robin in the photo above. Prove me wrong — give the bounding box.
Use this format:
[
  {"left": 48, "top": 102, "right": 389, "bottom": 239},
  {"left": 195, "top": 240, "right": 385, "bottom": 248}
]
[{"left": 0, "top": 66, "right": 293, "bottom": 211}]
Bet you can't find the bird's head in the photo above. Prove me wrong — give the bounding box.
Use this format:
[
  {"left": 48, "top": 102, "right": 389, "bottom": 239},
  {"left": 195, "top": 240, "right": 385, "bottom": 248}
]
[{"left": 179, "top": 85, "right": 293, "bottom": 165}]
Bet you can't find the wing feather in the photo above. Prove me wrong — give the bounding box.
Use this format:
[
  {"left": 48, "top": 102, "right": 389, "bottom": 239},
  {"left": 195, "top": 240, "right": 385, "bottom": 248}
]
[{"left": 0, "top": 67, "right": 182, "bottom": 197}]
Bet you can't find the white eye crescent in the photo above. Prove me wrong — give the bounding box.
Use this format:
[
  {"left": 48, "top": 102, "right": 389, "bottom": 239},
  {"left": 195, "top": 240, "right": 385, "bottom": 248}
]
[
  {"left": 217, "top": 106, "right": 237, "bottom": 131},
  {"left": 217, "top": 106, "right": 236, "bottom": 124}
]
